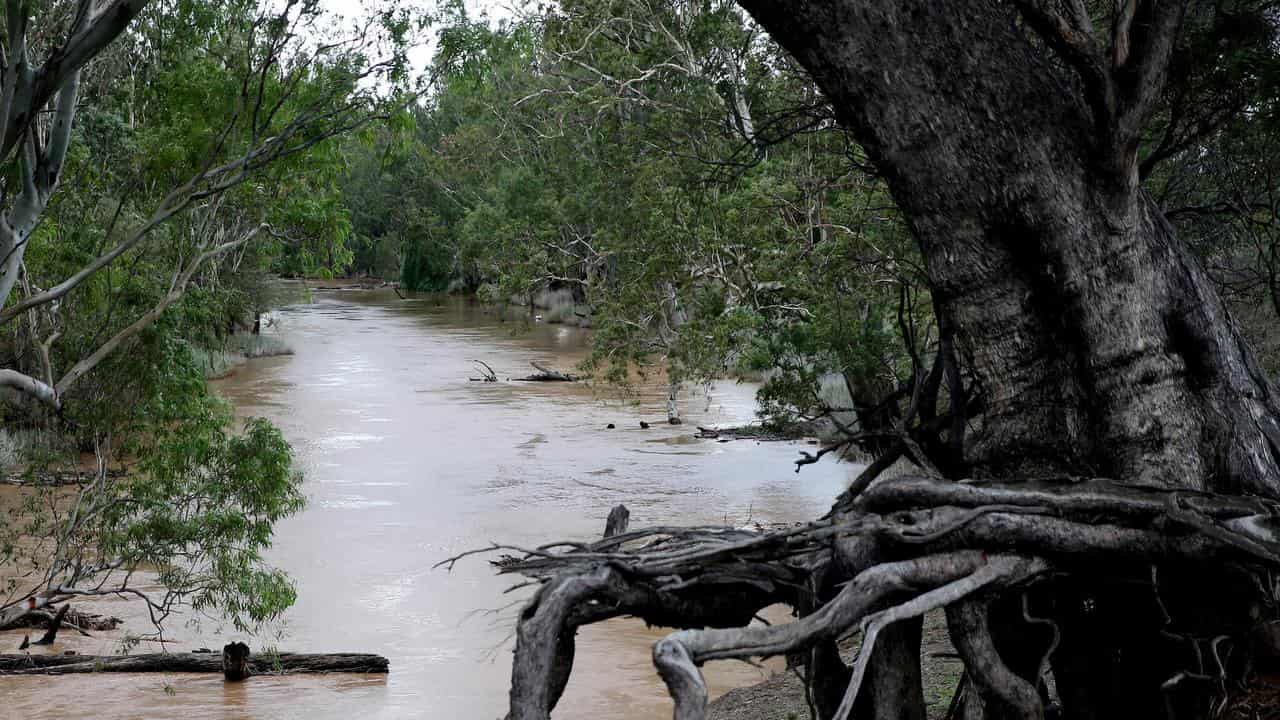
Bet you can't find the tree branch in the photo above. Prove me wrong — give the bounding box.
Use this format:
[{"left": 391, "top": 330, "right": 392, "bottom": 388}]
[{"left": 53, "top": 224, "right": 267, "bottom": 397}]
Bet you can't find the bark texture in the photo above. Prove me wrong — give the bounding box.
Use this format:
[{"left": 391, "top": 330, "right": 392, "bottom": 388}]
[
  {"left": 736, "top": 0, "right": 1280, "bottom": 494},
  {"left": 497, "top": 3, "right": 1280, "bottom": 719}
]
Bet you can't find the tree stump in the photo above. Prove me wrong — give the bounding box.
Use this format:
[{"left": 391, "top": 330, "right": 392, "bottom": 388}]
[
  {"left": 603, "top": 505, "right": 630, "bottom": 538},
  {"left": 222, "top": 642, "right": 251, "bottom": 681}
]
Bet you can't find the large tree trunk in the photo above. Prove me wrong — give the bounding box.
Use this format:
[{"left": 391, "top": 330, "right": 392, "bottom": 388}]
[
  {"left": 736, "top": 0, "right": 1280, "bottom": 496},
  {"left": 500, "top": 4, "right": 1280, "bottom": 720},
  {"left": 725, "top": 2, "right": 1280, "bottom": 718}
]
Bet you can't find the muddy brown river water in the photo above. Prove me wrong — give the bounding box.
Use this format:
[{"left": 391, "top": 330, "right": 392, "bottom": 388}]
[{"left": 0, "top": 290, "right": 856, "bottom": 719}]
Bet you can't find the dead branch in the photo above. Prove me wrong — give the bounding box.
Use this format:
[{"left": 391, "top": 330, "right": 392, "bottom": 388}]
[
  {"left": 489, "top": 475, "right": 1280, "bottom": 719},
  {"left": 515, "top": 362, "right": 577, "bottom": 382},
  {"left": 471, "top": 359, "right": 498, "bottom": 382},
  {"left": 30, "top": 604, "right": 68, "bottom": 646}
]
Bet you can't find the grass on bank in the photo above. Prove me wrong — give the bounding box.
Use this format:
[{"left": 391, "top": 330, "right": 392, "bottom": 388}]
[{"left": 190, "top": 334, "right": 294, "bottom": 380}]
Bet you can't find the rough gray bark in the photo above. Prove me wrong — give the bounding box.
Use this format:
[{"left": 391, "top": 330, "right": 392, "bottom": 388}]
[
  {"left": 735, "top": 0, "right": 1280, "bottom": 495},
  {"left": 498, "top": 2, "right": 1280, "bottom": 719},
  {"left": 947, "top": 599, "right": 1043, "bottom": 720}
]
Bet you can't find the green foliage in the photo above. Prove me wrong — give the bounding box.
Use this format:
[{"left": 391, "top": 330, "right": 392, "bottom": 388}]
[
  {"left": 118, "top": 344, "right": 304, "bottom": 630},
  {"left": 333, "top": 3, "right": 930, "bottom": 429},
  {"left": 0, "top": 0, "right": 422, "bottom": 634},
  {"left": 331, "top": 0, "right": 1280, "bottom": 432}
]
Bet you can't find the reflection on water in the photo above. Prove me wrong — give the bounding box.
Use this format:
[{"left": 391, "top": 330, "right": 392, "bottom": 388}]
[{"left": 0, "top": 290, "right": 857, "bottom": 719}]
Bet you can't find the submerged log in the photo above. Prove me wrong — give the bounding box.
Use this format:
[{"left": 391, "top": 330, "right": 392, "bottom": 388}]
[
  {"left": 515, "top": 362, "right": 577, "bottom": 382},
  {"left": 2, "top": 468, "right": 128, "bottom": 486},
  {"left": 0, "top": 651, "right": 389, "bottom": 675}
]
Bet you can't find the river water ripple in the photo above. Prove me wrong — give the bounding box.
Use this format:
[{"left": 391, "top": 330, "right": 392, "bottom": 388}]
[{"left": 0, "top": 290, "right": 856, "bottom": 719}]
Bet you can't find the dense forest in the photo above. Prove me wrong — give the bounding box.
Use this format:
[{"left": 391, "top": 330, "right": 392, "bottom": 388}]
[{"left": 2, "top": 0, "right": 1280, "bottom": 718}]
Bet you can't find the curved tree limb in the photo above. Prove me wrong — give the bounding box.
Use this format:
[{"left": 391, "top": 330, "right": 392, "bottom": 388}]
[
  {"left": 947, "top": 597, "right": 1045, "bottom": 719},
  {"left": 0, "top": 368, "right": 57, "bottom": 408}
]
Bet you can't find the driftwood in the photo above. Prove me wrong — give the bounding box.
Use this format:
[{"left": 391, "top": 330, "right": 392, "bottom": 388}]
[
  {"left": 694, "top": 425, "right": 800, "bottom": 443},
  {"left": 30, "top": 605, "right": 67, "bottom": 646},
  {"left": 515, "top": 362, "right": 577, "bottom": 382},
  {"left": 0, "top": 651, "right": 389, "bottom": 675}
]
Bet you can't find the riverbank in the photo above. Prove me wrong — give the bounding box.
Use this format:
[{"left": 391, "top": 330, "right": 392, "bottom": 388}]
[
  {"left": 1, "top": 290, "right": 861, "bottom": 719},
  {"left": 191, "top": 333, "right": 294, "bottom": 379}
]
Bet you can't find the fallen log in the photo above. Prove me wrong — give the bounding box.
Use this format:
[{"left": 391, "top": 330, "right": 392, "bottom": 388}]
[
  {"left": 693, "top": 424, "right": 801, "bottom": 443},
  {"left": 0, "top": 652, "right": 389, "bottom": 675},
  {"left": 515, "top": 362, "right": 577, "bottom": 382},
  {"left": 2, "top": 468, "right": 128, "bottom": 486}
]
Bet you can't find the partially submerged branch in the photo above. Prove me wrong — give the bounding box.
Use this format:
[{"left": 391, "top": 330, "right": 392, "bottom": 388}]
[
  {"left": 515, "top": 362, "right": 577, "bottom": 382},
  {"left": 471, "top": 359, "right": 498, "bottom": 382}
]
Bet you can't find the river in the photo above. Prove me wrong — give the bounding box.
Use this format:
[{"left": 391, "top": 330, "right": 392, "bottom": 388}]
[{"left": 1, "top": 289, "right": 856, "bottom": 719}]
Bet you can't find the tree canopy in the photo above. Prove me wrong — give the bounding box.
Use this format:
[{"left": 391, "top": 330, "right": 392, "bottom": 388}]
[{"left": 0, "top": 0, "right": 422, "bottom": 636}]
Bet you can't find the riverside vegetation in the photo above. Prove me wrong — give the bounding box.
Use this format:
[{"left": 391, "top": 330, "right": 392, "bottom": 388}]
[{"left": 3, "top": 1, "right": 1280, "bottom": 718}]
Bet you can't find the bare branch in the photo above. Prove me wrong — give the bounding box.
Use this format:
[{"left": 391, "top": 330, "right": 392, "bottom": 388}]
[{"left": 1014, "top": 0, "right": 1115, "bottom": 136}]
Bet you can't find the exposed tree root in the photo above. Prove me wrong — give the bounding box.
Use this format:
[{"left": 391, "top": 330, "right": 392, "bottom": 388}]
[
  {"left": 947, "top": 598, "right": 1043, "bottom": 719},
  {"left": 476, "top": 475, "right": 1280, "bottom": 719}
]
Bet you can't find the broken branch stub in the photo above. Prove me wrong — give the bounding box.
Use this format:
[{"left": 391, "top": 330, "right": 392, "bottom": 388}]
[{"left": 604, "top": 505, "right": 630, "bottom": 538}]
